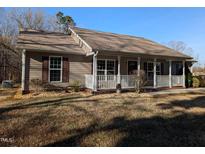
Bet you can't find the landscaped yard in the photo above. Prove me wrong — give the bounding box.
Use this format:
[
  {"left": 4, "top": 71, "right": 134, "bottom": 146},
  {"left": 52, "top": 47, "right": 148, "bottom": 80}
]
[{"left": 0, "top": 88, "right": 205, "bottom": 146}]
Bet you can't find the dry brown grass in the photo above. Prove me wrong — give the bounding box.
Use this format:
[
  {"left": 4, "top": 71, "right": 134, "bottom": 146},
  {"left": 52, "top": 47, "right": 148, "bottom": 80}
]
[{"left": 0, "top": 89, "right": 205, "bottom": 147}]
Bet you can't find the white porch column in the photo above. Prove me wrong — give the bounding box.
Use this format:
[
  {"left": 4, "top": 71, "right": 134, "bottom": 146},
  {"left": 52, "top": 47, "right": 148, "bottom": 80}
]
[
  {"left": 190, "top": 65, "right": 193, "bottom": 74},
  {"left": 117, "top": 55, "right": 121, "bottom": 84},
  {"left": 93, "top": 54, "right": 97, "bottom": 91},
  {"left": 169, "top": 60, "right": 172, "bottom": 88},
  {"left": 137, "top": 57, "right": 141, "bottom": 77},
  {"left": 183, "top": 60, "right": 186, "bottom": 88},
  {"left": 154, "top": 58, "right": 157, "bottom": 88},
  {"left": 21, "top": 49, "right": 26, "bottom": 93}
]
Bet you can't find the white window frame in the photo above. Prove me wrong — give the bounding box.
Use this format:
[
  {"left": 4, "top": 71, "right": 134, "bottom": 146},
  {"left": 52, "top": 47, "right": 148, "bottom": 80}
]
[
  {"left": 49, "top": 56, "right": 63, "bottom": 83},
  {"left": 97, "top": 59, "right": 116, "bottom": 80},
  {"left": 144, "top": 61, "right": 161, "bottom": 81}
]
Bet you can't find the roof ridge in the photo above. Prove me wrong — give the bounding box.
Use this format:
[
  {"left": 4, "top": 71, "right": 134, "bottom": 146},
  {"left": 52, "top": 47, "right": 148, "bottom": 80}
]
[{"left": 73, "top": 26, "right": 147, "bottom": 40}]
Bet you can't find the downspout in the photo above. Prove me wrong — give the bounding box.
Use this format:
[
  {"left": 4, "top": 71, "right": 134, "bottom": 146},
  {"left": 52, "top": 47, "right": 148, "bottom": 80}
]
[{"left": 93, "top": 51, "right": 98, "bottom": 92}]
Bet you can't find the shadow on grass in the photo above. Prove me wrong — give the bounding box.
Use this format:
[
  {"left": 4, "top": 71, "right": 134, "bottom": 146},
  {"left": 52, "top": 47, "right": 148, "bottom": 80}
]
[
  {"left": 45, "top": 112, "right": 205, "bottom": 147},
  {"left": 157, "top": 96, "right": 205, "bottom": 109},
  {"left": 0, "top": 95, "right": 92, "bottom": 116},
  {"left": 44, "top": 95, "right": 205, "bottom": 147}
]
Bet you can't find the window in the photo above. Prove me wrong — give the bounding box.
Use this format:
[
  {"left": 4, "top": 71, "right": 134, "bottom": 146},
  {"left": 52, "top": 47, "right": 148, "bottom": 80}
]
[
  {"left": 128, "top": 61, "right": 138, "bottom": 75},
  {"left": 49, "top": 56, "right": 62, "bottom": 82},
  {"left": 156, "top": 62, "right": 161, "bottom": 75},
  {"left": 172, "top": 62, "right": 183, "bottom": 75},
  {"left": 144, "top": 62, "right": 161, "bottom": 81},
  {"left": 97, "top": 59, "right": 115, "bottom": 80}
]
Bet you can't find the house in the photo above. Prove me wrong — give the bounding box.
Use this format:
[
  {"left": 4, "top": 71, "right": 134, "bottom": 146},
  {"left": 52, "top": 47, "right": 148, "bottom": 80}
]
[{"left": 17, "top": 27, "right": 194, "bottom": 94}]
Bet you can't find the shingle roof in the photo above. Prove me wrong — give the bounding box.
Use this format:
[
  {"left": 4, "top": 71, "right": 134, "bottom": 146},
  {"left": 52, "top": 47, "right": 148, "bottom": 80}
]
[
  {"left": 17, "top": 27, "right": 193, "bottom": 59},
  {"left": 17, "top": 29, "right": 86, "bottom": 55},
  {"left": 73, "top": 27, "right": 192, "bottom": 59}
]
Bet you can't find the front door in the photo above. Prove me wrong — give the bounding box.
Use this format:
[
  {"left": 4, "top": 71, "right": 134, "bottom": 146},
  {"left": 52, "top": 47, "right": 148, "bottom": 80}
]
[{"left": 128, "top": 61, "right": 138, "bottom": 75}]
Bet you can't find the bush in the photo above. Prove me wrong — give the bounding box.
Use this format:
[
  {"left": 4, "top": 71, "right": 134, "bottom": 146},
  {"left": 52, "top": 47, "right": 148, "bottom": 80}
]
[
  {"left": 200, "top": 79, "right": 205, "bottom": 87},
  {"left": 192, "top": 77, "right": 200, "bottom": 88},
  {"left": 132, "top": 70, "right": 147, "bottom": 93},
  {"left": 186, "top": 73, "right": 193, "bottom": 88},
  {"left": 198, "top": 76, "right": 205, "bottom": 87},
  {"left": 70, "top": 80, "right": 81, "bottom": 92}
]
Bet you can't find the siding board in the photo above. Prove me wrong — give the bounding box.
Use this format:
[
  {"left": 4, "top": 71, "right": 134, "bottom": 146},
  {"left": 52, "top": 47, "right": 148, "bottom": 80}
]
[{"left": 28, "top": 52, "right": 92, "bottom": 87}]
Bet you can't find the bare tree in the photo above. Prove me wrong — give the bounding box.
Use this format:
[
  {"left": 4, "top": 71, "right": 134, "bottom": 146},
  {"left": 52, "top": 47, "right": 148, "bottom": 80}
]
[
  {"left": 9, "top": 8, "right": 58, "bottom": 32},
  {"left": 0, "top": 37, "right": 21, "bottom": 82},
  {"left": 165, "top": 40, "right": 201, "bottom": 67},
  {"left": 166, "top": 41, "right": 194, "bottom": 56},
  {"left": 0, "top": 9, "right": 18, "bottom": 44},
  {"left": 0, "top": 8, "right": 74, "bottom": 83}
]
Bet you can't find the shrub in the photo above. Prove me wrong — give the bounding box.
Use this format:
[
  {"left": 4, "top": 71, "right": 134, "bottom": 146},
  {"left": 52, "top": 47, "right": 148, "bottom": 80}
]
[
  {"left": 70, "top": 80, "right": 81, "bottom": 92},
  {"left": 132, "top": 70, "right": 147, "bottom": 93},
  {"left": 198, "top": 76, "right": 205, "bottom": 87},
  {"left": 192, "top": 77, "right": 200, "bottom": 88},
  {"left": 186, "top": 73, "right": 193, "bottom": 88},
  {"left": 200, "top": 80, "right": 205, "bottom": 87},
  {"left": 42, "top": 83, "right": 64, "bottom": 91}
]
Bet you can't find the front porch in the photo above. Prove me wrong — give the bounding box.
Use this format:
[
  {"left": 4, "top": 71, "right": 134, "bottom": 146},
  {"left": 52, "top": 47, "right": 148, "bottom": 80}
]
[
  {"left": 85, "top": 75, "right": 184, "bottom": 90},
  {"left": 85, "top": 55, "right": 186, "bottom": 91}
]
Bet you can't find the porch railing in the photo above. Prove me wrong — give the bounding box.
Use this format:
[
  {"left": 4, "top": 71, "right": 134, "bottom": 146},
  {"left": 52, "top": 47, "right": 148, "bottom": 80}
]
[
  {"left": 156, "top": 75, "right": 170, "bottom": 87},
  {"left": 156, "top": 75, "right": 183, "bottom": 87},
  {"left": 121, "top": 75, "right": 136, "bottom": 89},
  {"left": 85, "top": 74, "right": 184, "bottom": 90},
  {"left": 85, "top": 74, "right": 93, "bottom": 89},
  {"left": 97, "top": 75, "right": 117, "bottom": 89},
  {"left": 172, "top": 75, "right": 183, "bottom": 86},
  {"left": 85, "top": 75, "right": 137, "bottom": 90}
]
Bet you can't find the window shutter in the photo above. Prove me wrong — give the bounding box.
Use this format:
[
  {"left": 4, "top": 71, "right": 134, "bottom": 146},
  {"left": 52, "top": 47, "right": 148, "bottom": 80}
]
[
  {"left": 63, "top": 57, "right": 69, "bottom": 82},
  {"left": 42, "top": 56, "right": 49, "bottom": 83}
]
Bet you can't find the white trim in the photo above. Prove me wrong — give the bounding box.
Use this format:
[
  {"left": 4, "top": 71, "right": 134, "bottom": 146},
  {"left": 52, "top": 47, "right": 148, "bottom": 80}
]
[
  {"left": 21, "top": 49, "right": 26, "bottom": 91},
  {"left": 154, "top": 58, "right": 157, "bottom": 88},
  {"left": 169, "top": 60, "right": 172, "bottom": 88},
  {"left": 117, "top": 56, "right": 121, "bottom": 84},
  {"left": 137, "top": 57, "right": 141, "bottom": 77},
  {"left": 69, "top": 27, "right": 93, "bottom": 54},
  {"left": 144, "top": 61, "right": 161, "bottom": 81},
  {"left": 97, "top": 59, "right": 116, "bottom": 76},
  {"left": 182, "top": 60, "right": 186, "bottom": 88},
  {"left": 48, "top": 56, "right": 63, "bottom": 83}
]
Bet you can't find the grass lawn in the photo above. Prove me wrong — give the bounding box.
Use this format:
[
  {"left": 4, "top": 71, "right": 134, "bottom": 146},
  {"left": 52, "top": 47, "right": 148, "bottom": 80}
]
[{"left": 0, "top": 89, "right": 205, "bottom": 147}]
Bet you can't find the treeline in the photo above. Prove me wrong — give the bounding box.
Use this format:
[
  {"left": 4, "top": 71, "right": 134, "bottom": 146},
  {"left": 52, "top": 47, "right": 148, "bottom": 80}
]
[{"left": 0, "top": 37, "right": 21, "bottom": 82}]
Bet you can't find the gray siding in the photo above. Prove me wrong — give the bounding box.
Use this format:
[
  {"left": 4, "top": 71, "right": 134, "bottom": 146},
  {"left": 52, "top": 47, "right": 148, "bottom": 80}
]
[
  {"left": 30, "top": 55, "right": 42, "bottom": 80},
  {"left": 27, "top": 52, "right": 92, "bottom": 88},
  {"left": 69, "top": 55, "right": 92, "bottom": 84}
]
